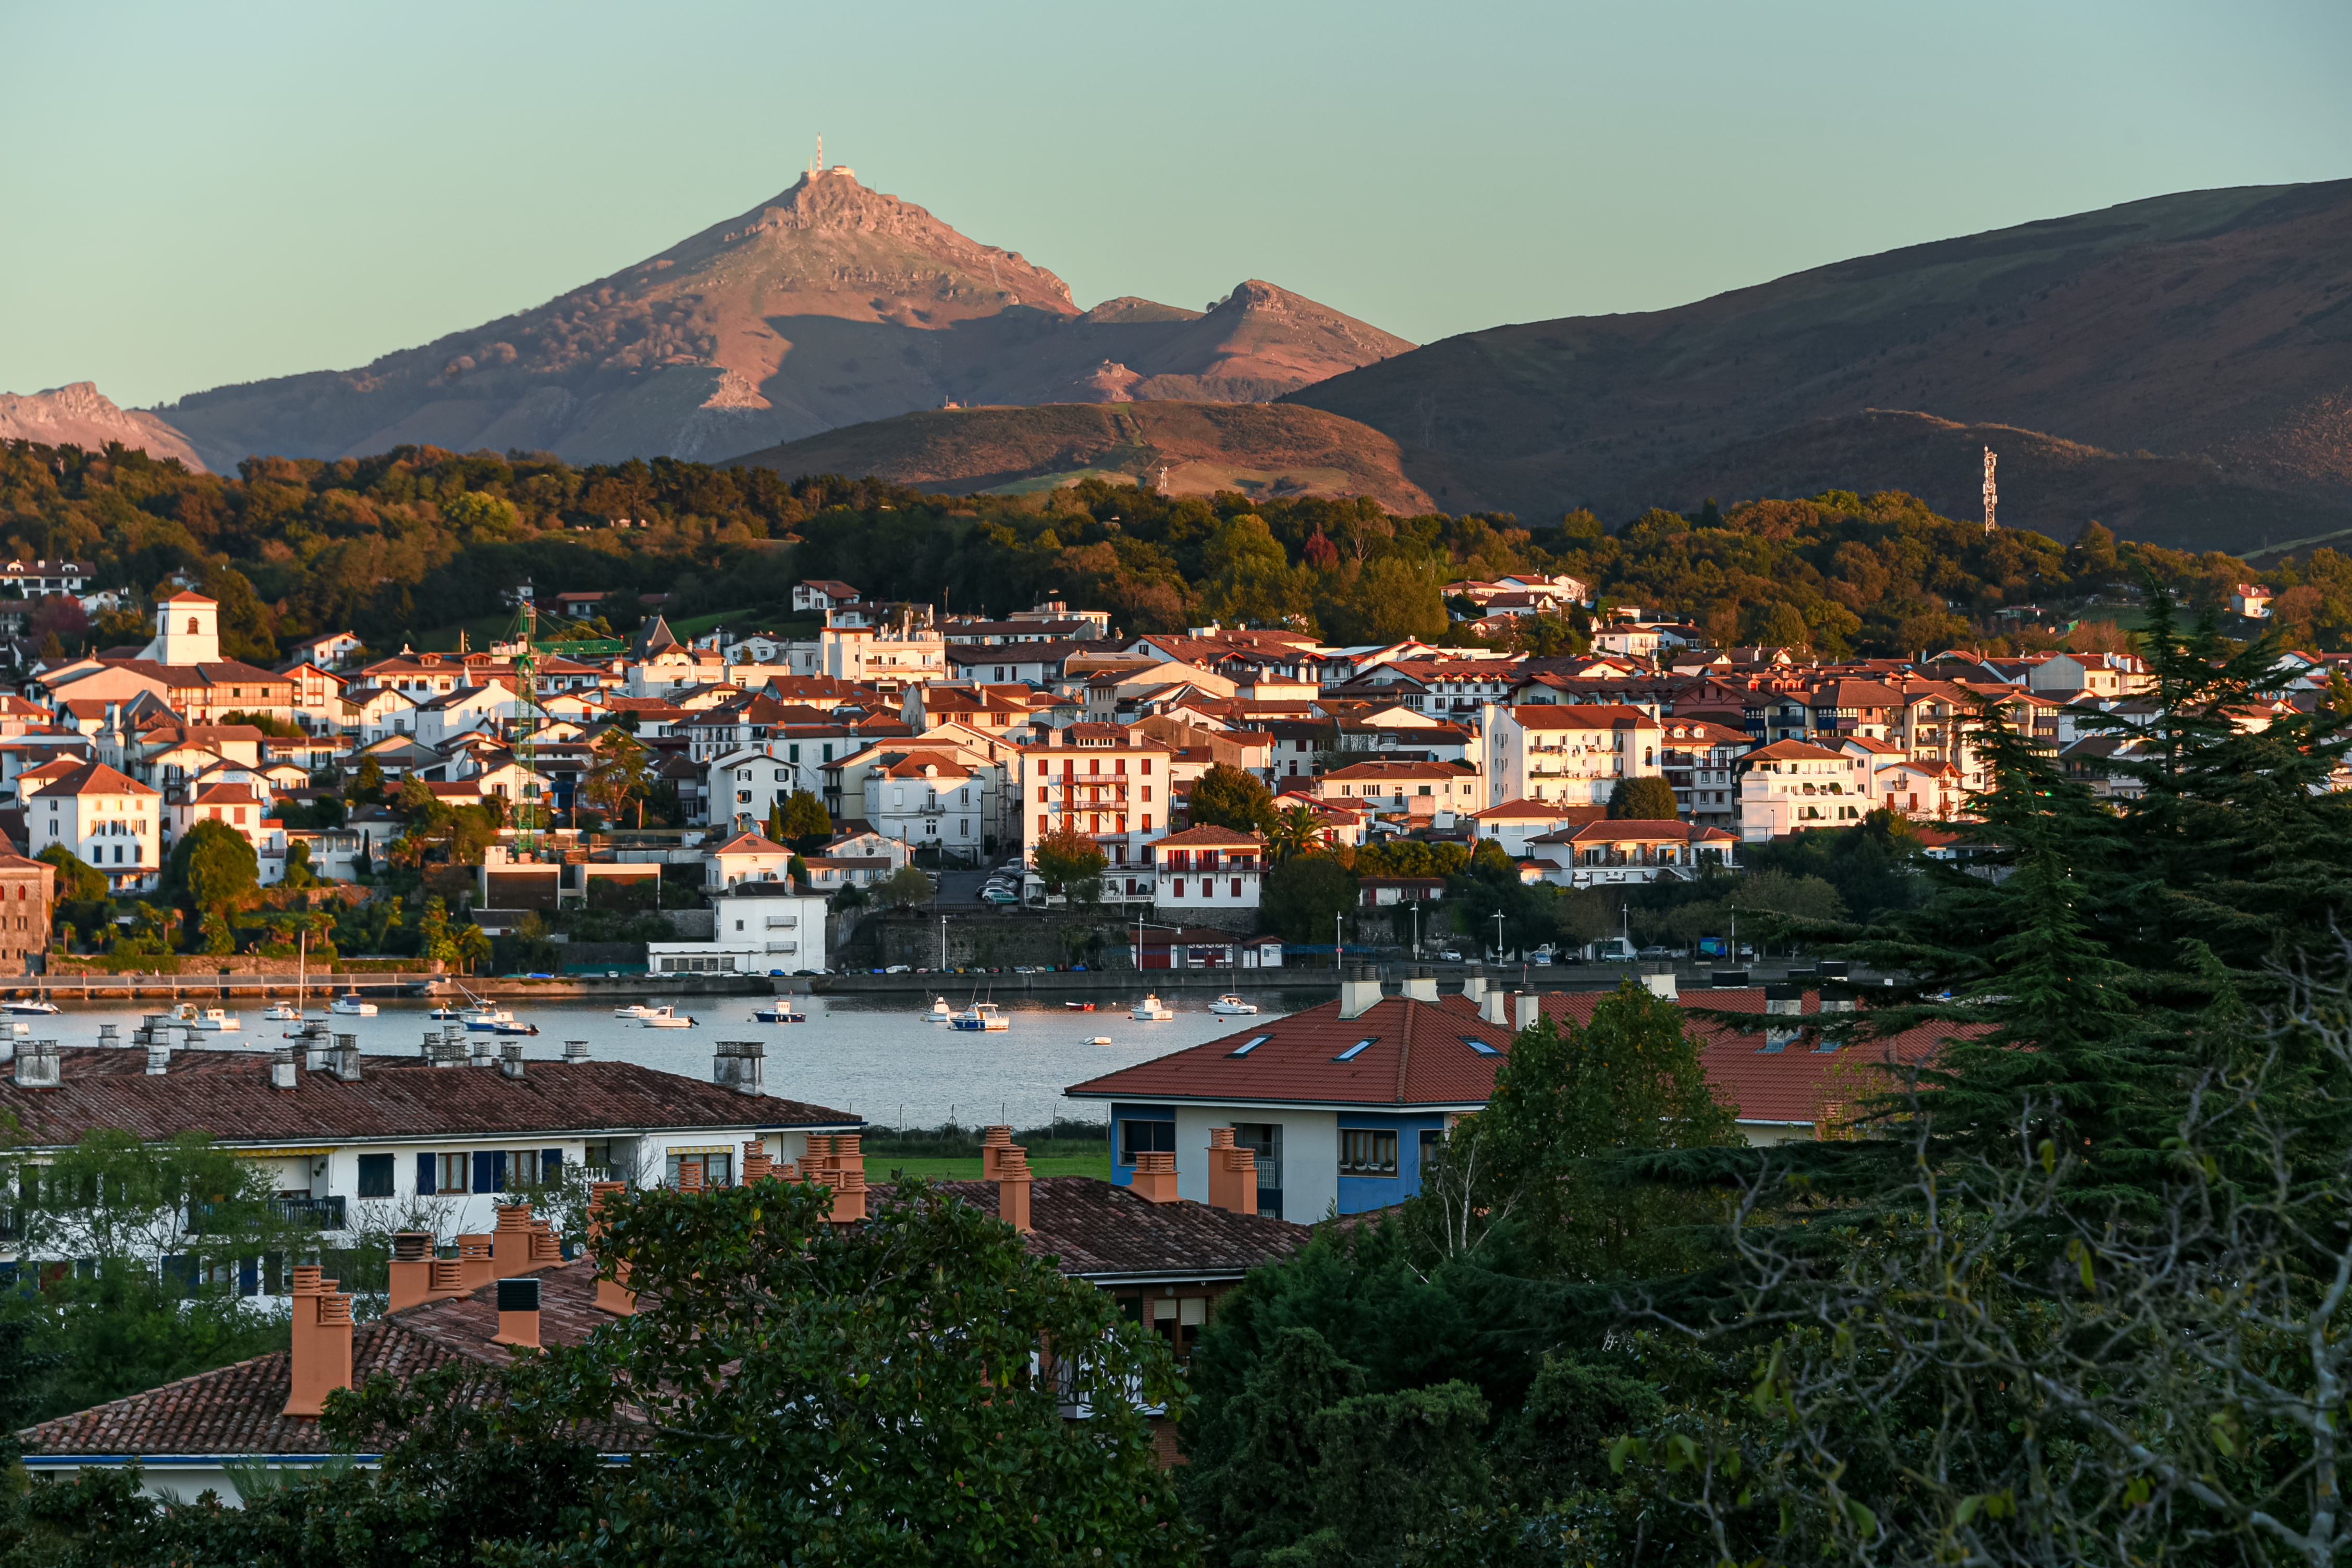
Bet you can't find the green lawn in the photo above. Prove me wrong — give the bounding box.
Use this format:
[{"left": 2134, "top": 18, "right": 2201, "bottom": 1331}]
[{"left": 871, "top": 1153, "right": 1112, "bottom": 1182}]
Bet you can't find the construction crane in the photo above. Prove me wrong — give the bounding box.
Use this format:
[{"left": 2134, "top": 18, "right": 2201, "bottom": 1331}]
[{"left": 1983, "top": 447, "right": 1999, "bottom": 536}]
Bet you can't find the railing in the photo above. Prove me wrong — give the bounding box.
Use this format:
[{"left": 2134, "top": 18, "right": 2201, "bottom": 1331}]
[{"left": 274, "top": 1196, "right": 347, "bottom": 1231}]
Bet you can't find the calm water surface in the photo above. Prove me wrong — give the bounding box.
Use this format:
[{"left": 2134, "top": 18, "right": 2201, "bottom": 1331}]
[{"left": 31, "top": 986, "right": 1339, "bottom": 1131}]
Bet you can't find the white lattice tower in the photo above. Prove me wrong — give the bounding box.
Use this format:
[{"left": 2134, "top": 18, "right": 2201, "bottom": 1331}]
[{"left": 1983, "top": 446, "right": 1998, "bottom": 535}]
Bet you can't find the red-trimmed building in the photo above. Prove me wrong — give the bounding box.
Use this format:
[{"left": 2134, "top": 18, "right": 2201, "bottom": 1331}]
[{"left": 1149, "top": 825, "right": 1263, "bottom": 911}]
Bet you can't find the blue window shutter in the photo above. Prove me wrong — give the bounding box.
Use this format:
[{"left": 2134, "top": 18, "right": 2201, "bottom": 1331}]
[
  {"left": 473, "top": 1151, "right": 495, "bottom": 1194},
  {"left": 491, "top": 1152, "right": 508, "bottom": 1193},
  {"left": 418, "top": 1153, "right": 436, "bottom": 1194},
  {"left": 541, "top": 1148, "right": 562, "bottom": 1179}
]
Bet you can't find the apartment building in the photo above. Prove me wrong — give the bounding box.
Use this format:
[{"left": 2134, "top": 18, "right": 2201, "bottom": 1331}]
[
  {"left": 1016, "top": 725, "right": 1173, "bottom": 873},
  {"left": 22, "top": 760, "right": 162, "bottom": 891},
  {"left": 1736, "top": 739, "right": 1876, "bottom": 841},
  {"left": 1480, "top": 702, "right": 1664, "bottom": 807}
]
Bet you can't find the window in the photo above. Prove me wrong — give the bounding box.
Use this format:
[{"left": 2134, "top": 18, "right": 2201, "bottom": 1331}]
[
  {"left": 1229, "top": 1034, "right": 1273, "bottom": 1057},
  {"left": 1463, "top": 1034, "right": 1503, "bottom": 1057},
  {"left": 1340, "top": 1129, "right": 1399, "bottom": 1177},
  {"left": 1118, "top": 1118, "right": 1177, "bottom": 1165},
  {"left": 1333, "top": 1037, "right": 1377, "bottom": 1062},
  {"left": 357, "top": 1153, "right": 395, "bottom": 1197},
  {"left": 666, "top": 1151, "right": 731, "bottom": 1189},
  {"left": 436, "top": 1153, "right": 469, "bottom": 1194}
]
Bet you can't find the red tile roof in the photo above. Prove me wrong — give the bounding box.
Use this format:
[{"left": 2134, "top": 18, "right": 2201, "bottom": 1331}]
[
  {"left": 1067, "top": 987, "right": 1975, "bottom": 1128},
  {"left": 873, "top": 1177, "right": 1308, "bottom": 1280},
  {"left": 0, "top": 1049, "right": 858, "bottom": 1148},
  {"left": 1152, "top": 825, "right": 1262, "bottom": 847}
]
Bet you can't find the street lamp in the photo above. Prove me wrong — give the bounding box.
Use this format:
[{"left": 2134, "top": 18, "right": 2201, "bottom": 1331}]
[
  {"left": 1410, "top": 901, "right": 1420, "bottom": 961},
  {"left": 1336, "top": 910, "right": 1344, "bottom": 972},
  {"left": 1492, "top": 909, "right": 1505, "bottom": 963}
]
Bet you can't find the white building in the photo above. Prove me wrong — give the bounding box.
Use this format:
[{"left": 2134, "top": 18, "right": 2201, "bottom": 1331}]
[
  {"left": 24, "top": 760, "right": 162, "bottom": 891},
  {"left": 137, "top": 590, "right": 222, "bottom": 665},
  {"left": 1148, "top": 826, "right": 1263, "bottom": 911},
  {"left": 1736, "top": 740, "right": 1876, "bottom": 842},
  {"left": 650, "top": 887, "right": 830, "bottom": 975},
  {"left": 1480, "top": 702, "right": 1665, "bottom": 807},
  {"left": 1016, "top": 725, "right": 1174, "bottom": 877}
]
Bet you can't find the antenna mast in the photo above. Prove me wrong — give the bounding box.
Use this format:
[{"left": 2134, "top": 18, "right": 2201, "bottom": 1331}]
[{"left": 1982, "top": 446, "right": 1998, "bottom": 536}]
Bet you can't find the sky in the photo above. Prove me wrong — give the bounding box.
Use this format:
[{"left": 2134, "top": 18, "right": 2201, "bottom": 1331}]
[{"left": 5, "top": 0, "right": 2349, "bottom": 411}]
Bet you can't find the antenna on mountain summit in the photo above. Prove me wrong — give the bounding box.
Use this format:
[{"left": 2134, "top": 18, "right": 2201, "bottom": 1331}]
[{"left": 1982, "top": 446, "right": 1998, "bottom": 535}]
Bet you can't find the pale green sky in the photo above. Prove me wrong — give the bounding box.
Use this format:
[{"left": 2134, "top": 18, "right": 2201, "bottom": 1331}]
[{"left": 5, "top": 0, "right": 2348, "bottom": 410}]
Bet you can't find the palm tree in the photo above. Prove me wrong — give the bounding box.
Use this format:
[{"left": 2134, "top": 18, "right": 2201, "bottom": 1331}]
[
  {"left": 1267, "top": 801, "right": 1330, "bottom": 864},
  {"left": 454, "top": 922, "right": 493, "bottom": 976}
]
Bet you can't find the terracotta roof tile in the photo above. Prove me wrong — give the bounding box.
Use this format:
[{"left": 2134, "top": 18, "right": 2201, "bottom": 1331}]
[{"left": 873, "top": 1177, "right": 1308, "bottom": 1279}]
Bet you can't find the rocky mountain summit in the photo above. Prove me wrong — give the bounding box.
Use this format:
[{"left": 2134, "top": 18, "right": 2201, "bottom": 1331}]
[
  {"left": 146, "top": 168, "right": 1411, "bottom": 471},
  {"left": 0, "top": 383, "right": 206, "bottom": 471}
]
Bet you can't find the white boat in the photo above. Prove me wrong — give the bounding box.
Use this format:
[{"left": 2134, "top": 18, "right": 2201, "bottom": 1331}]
[
  {"left": 614, "top": 1003, "right": 659, "bottom": 1021},
  {"left": 1131, "top": 994, "right": 1174, "bottom": 1021},
  {"left": 425, "top": 1004, "right": 466, "bottom": 1020},
  {"left": 266, "top": 1000, "right": 305, "bottom": 1022},
  {"left": 1208, "top": 994, "right": 1259, "bottom": 1016},
  {"left": 755, "top": 1001, "right": 807, "bottom": 1023},
  {"left": 178, "top": 1005, "right": 241, "bottom": 1032},
  {"left": 950, "top": 1002, "right": 1009, "bottom": 1032},
  {"left": 925, "top": 996, "right": 953, "bottom": 1023},
  {"left": 462, "top": 1007, "right": 515, "bottom": 1032},
  {"left": 2, "top": 999, "right": 60, "bottom": 1016},
  {"left": 328, "top": 991, "right": 377, "bottom": 1017},
  {"left": 639, "top": 1005, "right": 697, "bottom": 1029},
  {"left": 493, "top": 1018, "right": 540, "bottom": 1036},
  {"left": 1087, "top": 1035, "right": 1113, "bottom": 1046}
]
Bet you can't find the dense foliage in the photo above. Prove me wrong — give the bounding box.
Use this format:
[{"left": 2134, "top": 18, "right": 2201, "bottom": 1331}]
[{"left": 7, "top": 439, "right": 2318, "bottom": 658}]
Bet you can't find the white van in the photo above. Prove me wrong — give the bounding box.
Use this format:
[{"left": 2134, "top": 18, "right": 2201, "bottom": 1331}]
[{"left": 1588, "top": 937, "right": 1637, "bottom": 963}]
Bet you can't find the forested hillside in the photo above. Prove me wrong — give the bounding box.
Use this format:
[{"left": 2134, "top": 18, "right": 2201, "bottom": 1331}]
[{"left": 4, "top": 437, "right": 2344, "bottom": 659}]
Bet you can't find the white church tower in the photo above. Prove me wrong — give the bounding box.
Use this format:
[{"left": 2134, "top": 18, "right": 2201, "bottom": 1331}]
[{"left": 139, "top": 590, "right": 221, "bottom": 666}]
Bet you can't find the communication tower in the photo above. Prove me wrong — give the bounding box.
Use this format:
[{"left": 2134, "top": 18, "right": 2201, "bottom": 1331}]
[{"left": 1982, "top": 446, "right": 1999, "bottom": 535}]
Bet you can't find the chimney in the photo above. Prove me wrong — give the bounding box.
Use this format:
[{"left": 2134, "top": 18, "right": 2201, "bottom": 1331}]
[
  {"left": 499, "top": 1042, "right": 526, "bottom": 1079},
  {"left": 1639, "top": 962, "right": 1677, "bottom": 1000},
  {"left": 331, "top": 1034, "right": 361, "bottom": 1082},
  {"left": 493, "top": 1277, "right": 542, "bottom": 1349},
  {"left": 457, "top": 1234, "right": 496, "bottom": 1292},
  {"left": 1206, "top": 1128, "right": 1257, "bottom": 1216},
  {"left": 530, "top": 1218, "right": 562, "bottom": 1263},
  {"left": 742, "top": 1138, "right": 772, "bottom": 1183},
  {"left": 469, "top": 1036, "right": 495, "bottom": 1068},
  {"left": 1711, "top": 968, "right": 1750, "bottom": 987},
  {"left": 1131, "top": 1150, "right": 1179, "bottom": 1204},
  {"left": 1478, "top": 982, "right": 1509, "bottom": 1026},
  {"left": 715, "top": 1040, "right": 766, "bottom": 1095},
  {"left": 826, "top": 1134, "right": 866, "bottom": 1222},
  {"left": 283, "top": 1266, "right": 356, "bottom": 1416},
  {"left": 1513, "top": 992, "right": 1539, "bottom": 1032},
  {"left": 1339, "top": 964, "right": 1383, "bottom": 1021},
  {"left": 997, "top": 1144, "right": 1034, "bottom": 1233},
  {"left": 1817, "top": 960, "right": 1854, "bottom": 1014},
  {"left": 980, "top": 1125, "right": 1014, "bottom": 1181},
  {"left": 1763, "top": 983, "right": 1805, "bottom": 1052},
  {"left": 388, "top": 1231, "right": 437, "bottom": 1313},
  {"left": 493, "top": 1202, "right": 535, "bottom": 1267},
  {"left": 562, "top": 1038, "right": 590, "bottom": 1062},
  {"left": 588, "top": 1180, "right": 636, "bottom": 1317},
  {"left": 270, "top": 1047, "right": 298, "bottom": 1092},
  {"left": 1401, "top": 965, "right": 1439, "bottom": 1003},
  {"left": 146, "top": 1037, "right": 172, "bottom": 1076}
]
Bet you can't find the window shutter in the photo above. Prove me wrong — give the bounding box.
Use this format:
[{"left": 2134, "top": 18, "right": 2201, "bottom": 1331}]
[
  {"left": 541, "top": 1148, "right": 562, "bottom": 1179},
  {"left": 418, "top": 1152, "right": 436, "bottom": 1195},
  {"left": 473, "top": 1150, "right": 495, "bottom": 1194},
  {"left": 492, "top": 1151, "right": 509, "bottom": 1192}
]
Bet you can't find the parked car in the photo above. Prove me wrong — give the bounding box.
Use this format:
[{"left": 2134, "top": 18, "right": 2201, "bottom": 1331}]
[
  {"left": 979, "top": 888, "right": 1018, "bottom": 905},
  {"left": 884, "top": 964, "right": 911, "bottom": 974},
  {"left": 1637, "top": 945, "right": 1673, "bottom": 961},
  {"left": 1437, "top": 949, "right": 1463, "bottom": 963},
  {"left": 1530, "top": 951, "right": 1553, "bottom": 966}
]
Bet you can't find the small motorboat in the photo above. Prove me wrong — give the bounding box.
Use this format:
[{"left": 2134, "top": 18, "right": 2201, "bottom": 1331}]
[
  {"left": 178, "top": 1005, "right": 241, "bottom": 1032},
  {"left": 614, "top": 1002, "right": 658, "bottom": 1021},
  {"left": 1131, "top": 994, "right": 1173, "bottom": 1021},
  {"left": 950, "top": 1002, "right": 1010, "bottom": 1032},
  {"left": 1208, "top": 994, "right": 1259, "bottom": 1017},
  {"left": 925, "top": 996, "right": 953, "bottom": 1023},
  {"left": 425, "top": 1003, "right": 466, "bottom": 1021},
  {"left": 1063, "top": 1001, "right": 1096, "bottom": 1012},
  {"left": 266, "top": 1000, "right": 305, "bottom": 1022},
  {"left": 2, "top": 998, "right": 60, "bottom": 1016},
  {"left": 639, "top": 1005, "right": 697, "bottom": 1029},
  {"left": 1087, "top": 1035, "right": 1113, "bottom": 1046},
  {"left": 463, "top": 1007, "right": 516, "bottom": 1032},
  {"left": 328, "top": 991, "right": 377, "bottom": 1017},
  {"left": 493, "top": 1019, "right": 540, "bottom": 1036},
  {"left": 755, "top": 1001, "right": 807, "bottom": 1023}
]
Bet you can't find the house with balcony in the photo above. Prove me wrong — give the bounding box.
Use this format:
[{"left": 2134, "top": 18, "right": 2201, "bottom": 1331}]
[
  {"left": 1148, "top": 825, "right": 1263, "bottom": 912},
  {"left": 703, "top": 830, "right": 794, "bottom": 888},
  {"left": 1311, "top": 758, "right": 1484, "bottom": 820},
  {"left": 1736, "top": 739, "right": 1876, "bottom": 841},
  {"left": 1529, "top": 818, "right": 1738, "bottom": 888},
  {"left": 1480, "top": 701, "right": 1664, "bottom": 808},
  {"left": 1017, "top": 725, "right": 1173, "bottom": 877}
]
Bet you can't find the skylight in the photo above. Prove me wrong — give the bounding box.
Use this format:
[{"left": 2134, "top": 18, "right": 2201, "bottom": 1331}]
[
  {"left": 1462, "top": 1035, "right": 1503, "bottom": 1057},
  {"left": 1229, "top": 1034, "right": 1273, "bottom": 1057},
  {"left": 1333, "top": 1038, "right": 1377, "bottom": 1062}
]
